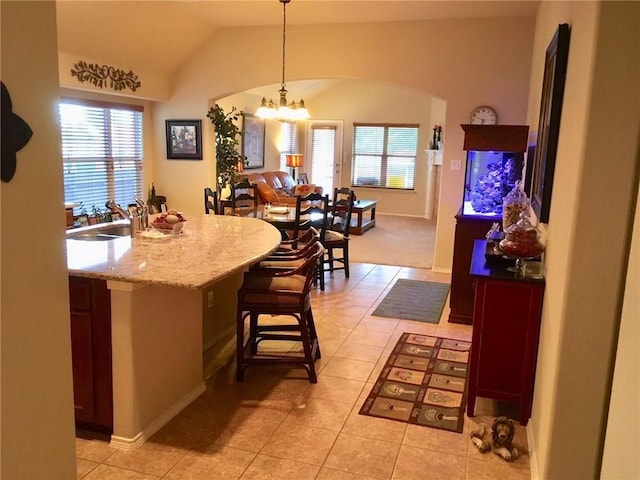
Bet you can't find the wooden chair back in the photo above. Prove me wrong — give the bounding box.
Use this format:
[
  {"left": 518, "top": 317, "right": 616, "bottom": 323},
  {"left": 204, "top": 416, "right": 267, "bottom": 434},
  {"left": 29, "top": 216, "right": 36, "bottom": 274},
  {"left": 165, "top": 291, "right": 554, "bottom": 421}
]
[
  {"left": 330, "top": 187, "right": 354, "bottom": 239},
  {"left": 231, "top": 183, "right": 258, "bottom": 209},
  {"left": 293, "top": 193, "right": 329, "bottom": 242},
  {"left": 204, "top": 187, "right": 218, "bottom": 214}
]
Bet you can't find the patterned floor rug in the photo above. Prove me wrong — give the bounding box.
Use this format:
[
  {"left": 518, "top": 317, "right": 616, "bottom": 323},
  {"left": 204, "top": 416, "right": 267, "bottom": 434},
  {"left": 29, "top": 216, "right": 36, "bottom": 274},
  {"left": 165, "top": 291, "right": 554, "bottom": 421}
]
[
  {"left": 372, "top": 279, "right": 450, "bottom": 323},
  {"left": 359, "top": 333, "right": 470, "bottom": 433}
]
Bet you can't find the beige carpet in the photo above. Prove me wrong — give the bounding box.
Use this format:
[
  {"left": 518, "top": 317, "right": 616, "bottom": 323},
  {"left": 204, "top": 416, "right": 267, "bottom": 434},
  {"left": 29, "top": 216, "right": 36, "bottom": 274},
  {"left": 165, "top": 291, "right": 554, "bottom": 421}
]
[{"left": 349, "top": 214, "right": 436, "bottom": 268}]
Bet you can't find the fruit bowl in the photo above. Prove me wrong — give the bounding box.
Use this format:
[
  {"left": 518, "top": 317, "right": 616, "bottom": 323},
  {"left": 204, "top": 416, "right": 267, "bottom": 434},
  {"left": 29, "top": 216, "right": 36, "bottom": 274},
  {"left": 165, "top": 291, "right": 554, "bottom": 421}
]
[
  {"left": 151, "top": 210, "right": 187, "bottom": 234},
  {"left": 151, "top": 220, "right": 185, "bottom": 234}
]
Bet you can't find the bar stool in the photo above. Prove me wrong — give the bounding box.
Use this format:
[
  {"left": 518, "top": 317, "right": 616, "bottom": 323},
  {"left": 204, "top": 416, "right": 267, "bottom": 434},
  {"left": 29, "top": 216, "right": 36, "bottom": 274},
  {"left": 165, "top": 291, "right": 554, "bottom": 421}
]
[{"left": 236, "top": 241, "right": 324, "bottom": 383}]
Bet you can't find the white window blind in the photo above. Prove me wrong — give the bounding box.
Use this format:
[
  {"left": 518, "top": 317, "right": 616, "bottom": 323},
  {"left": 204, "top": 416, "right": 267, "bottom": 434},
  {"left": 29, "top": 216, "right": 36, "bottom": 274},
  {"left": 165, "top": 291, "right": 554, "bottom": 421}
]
[
  {"left": 351, "top": 123, "right": 418, "bottom": 190},
  {"left": 311, "top": 125, "right": 336, "bottom": 192},
  {"left": 279, "top": 121, "right": 297, "bottom": 171},
  {"left": 59, "top": 99, "right": 144, "bottom": 214}
]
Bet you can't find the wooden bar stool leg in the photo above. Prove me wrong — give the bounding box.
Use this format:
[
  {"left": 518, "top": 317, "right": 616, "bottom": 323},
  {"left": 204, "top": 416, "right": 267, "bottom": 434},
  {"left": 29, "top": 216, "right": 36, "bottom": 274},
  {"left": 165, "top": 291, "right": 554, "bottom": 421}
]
[
  {"left": 236, "top": 310, "right": 246, "bottom": 381},
  {"left": 249, "top": 313, "right": 259, "bottom": 354},
  {"left": 306, "top": 307, "right": 321, "bottom": 359},
  {"left": 298, "top": 313, "right": 317, "bottom": 383},
  {"left": 344, "top": 247, "right": 350, "bottom": 278}
]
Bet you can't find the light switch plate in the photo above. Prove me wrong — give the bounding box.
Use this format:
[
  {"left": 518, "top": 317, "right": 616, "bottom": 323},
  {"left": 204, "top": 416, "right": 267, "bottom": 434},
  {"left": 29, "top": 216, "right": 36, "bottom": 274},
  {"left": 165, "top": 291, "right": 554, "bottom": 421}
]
[{"left": 451, "top": 159, "right": 462, "bottom": 170}]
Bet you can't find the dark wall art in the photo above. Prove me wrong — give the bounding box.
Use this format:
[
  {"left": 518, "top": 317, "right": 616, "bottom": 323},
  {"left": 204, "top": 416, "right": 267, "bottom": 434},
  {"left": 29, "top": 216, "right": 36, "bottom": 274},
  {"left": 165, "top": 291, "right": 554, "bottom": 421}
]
[
  {"left": 241, "top": 113, "right": 265, "bottom": 169},
  {"left": 529, "top": 23, "right": 571, "bottom": 223},
  {"left": 1, "top": 82, "right": 33, "bottom": 183},
  {"left": 165, "top": 120, "right": 203, "bottom": 160}
]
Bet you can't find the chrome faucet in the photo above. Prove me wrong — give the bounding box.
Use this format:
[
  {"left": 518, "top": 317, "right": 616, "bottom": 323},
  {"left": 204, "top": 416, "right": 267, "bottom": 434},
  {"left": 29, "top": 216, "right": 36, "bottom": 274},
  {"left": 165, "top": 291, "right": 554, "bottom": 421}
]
[
  {"left": 105, "top": 200, "right": 130, "bottom": 220},
  {"left": 106, "top": 200, "right": 146, "bottom": 232},
  {"left": 135, "top": 197, "right": 149, "bottom": 230}
]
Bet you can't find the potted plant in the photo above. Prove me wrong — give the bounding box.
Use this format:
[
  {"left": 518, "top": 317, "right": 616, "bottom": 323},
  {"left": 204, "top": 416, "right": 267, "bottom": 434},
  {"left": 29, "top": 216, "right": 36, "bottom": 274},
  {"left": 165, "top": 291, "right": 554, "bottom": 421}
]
[
  {"left": 206, "top": 104, "right": 246, "bottom": 197},
  {"left": 89, "top": 205, "right": 101, "bottom": 225}
]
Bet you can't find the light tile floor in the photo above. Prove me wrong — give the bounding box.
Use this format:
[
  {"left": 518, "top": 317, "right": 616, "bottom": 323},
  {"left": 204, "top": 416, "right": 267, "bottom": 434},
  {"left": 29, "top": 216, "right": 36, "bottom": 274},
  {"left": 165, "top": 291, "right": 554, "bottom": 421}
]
[{"left": 76, "top": 263, "right": 531, "bottom": 480}]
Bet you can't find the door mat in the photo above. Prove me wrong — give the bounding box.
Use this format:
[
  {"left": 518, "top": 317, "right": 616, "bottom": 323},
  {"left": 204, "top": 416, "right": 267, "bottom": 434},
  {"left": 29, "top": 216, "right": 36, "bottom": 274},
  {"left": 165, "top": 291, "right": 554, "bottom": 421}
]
[
  {"left": 359, "top": 333, "right": 470, "bottom": 433},
  {"left": 372, "top": 279, "right": 450, "bottom": 323}
]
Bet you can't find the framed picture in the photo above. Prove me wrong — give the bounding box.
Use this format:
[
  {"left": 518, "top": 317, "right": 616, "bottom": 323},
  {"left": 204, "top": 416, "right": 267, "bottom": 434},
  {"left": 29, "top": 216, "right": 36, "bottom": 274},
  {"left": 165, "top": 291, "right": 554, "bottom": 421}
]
[
  {"left": 529, "top": 23, "right": 570, "bottom": 223},
  {"left": 241, "top": 113, "right": 265, "bottom": 169},
  {"left": 165, "top": 119, "right": 202, "bottom": 160},
  {"left": 297, "top": 173, "right": 309, "bottom": 185},
  {"left": 76, "top": 214, "right": 89, "bottom": 227}
]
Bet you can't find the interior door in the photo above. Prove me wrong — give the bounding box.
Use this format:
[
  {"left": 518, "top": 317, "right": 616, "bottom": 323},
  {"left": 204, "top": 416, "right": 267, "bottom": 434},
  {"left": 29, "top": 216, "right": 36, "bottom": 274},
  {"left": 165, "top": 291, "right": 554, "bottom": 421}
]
[{"left": 306, "top": 121, "right": 343, "bottom": 194}]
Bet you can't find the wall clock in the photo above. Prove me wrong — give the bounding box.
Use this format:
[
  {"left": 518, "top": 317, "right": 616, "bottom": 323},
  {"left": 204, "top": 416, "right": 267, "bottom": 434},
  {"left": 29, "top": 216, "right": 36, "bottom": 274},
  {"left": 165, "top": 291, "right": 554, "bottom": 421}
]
[{"left": 469, "top": 105, "right": 498, "bottom": 125}]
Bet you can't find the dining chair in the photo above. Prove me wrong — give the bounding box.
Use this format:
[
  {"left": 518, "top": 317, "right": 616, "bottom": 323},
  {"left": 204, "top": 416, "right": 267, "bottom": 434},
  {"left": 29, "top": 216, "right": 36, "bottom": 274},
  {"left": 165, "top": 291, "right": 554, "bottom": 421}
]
[
  {"left": 292, "top": 192, "right": 328, "bottom": 241},
  {"left": 236, "top": 241, "right": 324, "bottom": 383},
  {"left": 231, "top": 182, "right": 258, "bottom": 210},
  {"left": 204, "top": 187, "right": 218, "bottom": 214},
  {"left": 293, "top": 193, "right": 329, "bottom": 290},
  {"left": 254, "top": 228, "right": 320, "bottom": 270},
  {"left": 323, "top": 187, "right": 354, "bottom": 278}
]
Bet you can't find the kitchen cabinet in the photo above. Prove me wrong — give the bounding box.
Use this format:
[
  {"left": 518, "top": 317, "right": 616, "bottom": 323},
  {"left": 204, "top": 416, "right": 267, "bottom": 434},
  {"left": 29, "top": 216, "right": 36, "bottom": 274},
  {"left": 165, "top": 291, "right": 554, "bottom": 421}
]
[
  {"left": 466, "top": 240, "right": 544, "bottom": 425},
  {"left": 69, "top": 276, "right": 113, "bottom": 435}
]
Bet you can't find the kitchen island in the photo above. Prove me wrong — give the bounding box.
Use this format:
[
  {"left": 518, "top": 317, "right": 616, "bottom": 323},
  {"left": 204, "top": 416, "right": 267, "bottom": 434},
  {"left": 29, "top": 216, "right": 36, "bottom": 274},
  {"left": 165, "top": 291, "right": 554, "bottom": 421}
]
[{"left": 66, "top": 214, "right": 281, "bottom": 449}]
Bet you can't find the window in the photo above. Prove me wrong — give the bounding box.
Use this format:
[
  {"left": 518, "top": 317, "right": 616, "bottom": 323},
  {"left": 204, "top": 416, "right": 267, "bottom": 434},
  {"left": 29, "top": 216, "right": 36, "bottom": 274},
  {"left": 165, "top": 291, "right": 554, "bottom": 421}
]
[
  {"left": 311, "top": 125, "right": 337, "bottom": 193},
  {"left": 279, "top": 121, "right": 297, "bottom": 172},
  {"left": 351, "top": 123, "right": 418, "bottom": 190},
  {"left": 59, "top": 99, "right": 144, "bottom": 214}
]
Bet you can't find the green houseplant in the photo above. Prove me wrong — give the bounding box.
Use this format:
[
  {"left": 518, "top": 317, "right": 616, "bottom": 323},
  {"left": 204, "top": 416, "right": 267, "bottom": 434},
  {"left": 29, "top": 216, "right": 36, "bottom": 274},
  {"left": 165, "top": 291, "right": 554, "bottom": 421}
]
[{"left": 206, "top": 104, "right": 246, "bottom": 196}]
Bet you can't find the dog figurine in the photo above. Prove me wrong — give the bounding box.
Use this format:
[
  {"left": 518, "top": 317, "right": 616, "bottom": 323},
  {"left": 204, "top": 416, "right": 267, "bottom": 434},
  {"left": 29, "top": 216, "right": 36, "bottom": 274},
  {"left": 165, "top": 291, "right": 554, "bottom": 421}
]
[{"left": 470, "top": 416, "right": 520, "bottom": 461}]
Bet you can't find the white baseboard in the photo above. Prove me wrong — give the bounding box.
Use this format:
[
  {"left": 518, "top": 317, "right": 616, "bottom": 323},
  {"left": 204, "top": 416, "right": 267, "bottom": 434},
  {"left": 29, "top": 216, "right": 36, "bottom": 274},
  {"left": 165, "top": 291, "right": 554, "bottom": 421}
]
[
  {"left": 109, "top": 381, "right": 206, "bottom": 450},
  {"left": 376, "top": 212, "right": 433, "bottom": 219},
  {"left": 527, "top": 421, "right": 541, "bottom": 480},
  {"left": 431, "top": 267, "right": 452, "bottom": 274}
]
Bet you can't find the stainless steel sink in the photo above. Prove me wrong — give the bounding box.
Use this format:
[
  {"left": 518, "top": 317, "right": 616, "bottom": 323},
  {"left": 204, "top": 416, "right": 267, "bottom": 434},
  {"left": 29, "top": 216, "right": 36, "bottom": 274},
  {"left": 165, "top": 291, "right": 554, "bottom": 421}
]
[{"left": 67, "top": 223, "right": 132, "bottom": 241}]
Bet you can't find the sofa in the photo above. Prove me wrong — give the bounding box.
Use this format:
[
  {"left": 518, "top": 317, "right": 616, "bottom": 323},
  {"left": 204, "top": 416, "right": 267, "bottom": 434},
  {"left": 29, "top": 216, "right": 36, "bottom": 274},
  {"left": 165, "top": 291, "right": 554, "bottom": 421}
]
[{"left": 242, "top": 171, "right": 322, "bottom": 205}]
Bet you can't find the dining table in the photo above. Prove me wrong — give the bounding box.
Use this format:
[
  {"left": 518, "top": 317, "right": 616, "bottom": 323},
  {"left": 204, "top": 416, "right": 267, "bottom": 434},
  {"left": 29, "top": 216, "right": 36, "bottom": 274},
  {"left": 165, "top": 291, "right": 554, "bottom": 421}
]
[{"left": 224, "top": 204, "right": 328, "bottom": 238}]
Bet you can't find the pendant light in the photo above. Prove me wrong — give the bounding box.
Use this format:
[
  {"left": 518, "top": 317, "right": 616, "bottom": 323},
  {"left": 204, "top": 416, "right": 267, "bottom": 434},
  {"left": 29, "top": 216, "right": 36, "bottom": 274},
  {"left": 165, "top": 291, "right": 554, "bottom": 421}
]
[{"left": 256, "top": 0, "right": 310, "bottom": 122}]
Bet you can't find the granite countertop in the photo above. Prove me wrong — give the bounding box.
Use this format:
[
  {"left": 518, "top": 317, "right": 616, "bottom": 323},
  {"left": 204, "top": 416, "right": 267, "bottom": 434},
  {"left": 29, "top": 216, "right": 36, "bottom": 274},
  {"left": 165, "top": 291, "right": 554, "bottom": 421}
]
[{"left": 66, "top": 214, "right": 281, "bottom": 289}]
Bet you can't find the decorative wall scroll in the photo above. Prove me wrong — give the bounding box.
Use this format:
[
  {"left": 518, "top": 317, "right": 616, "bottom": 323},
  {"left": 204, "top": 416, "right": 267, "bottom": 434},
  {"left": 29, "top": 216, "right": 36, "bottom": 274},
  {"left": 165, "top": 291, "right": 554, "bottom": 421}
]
[
  {"left": 530, "top": 24, "right": 571, "bottom": 223},
  {"left": 70, "top": 60, "right": 141, "bottom": 92}
]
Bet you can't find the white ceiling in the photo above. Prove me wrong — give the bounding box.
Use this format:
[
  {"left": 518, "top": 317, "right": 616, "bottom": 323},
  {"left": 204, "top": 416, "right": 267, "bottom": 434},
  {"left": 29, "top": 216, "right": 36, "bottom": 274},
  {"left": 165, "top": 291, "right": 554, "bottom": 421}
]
[{"left": 56, "top": 1, "right": 539, "bottom": 75}]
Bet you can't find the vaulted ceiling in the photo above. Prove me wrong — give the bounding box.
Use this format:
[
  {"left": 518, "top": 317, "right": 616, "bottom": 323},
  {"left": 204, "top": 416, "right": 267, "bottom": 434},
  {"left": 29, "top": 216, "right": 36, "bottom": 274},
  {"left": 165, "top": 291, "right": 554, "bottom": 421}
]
[{"left": 56, "top": 1, "right": 538, "bottom": 76}]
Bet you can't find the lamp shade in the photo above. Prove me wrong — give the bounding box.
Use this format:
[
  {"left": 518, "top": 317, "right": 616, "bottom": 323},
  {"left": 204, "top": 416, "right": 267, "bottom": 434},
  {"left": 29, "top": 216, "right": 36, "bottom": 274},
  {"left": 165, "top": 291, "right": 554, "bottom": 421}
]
[{"left": 286, "top": 154, "right": 304, "bottom": 168}]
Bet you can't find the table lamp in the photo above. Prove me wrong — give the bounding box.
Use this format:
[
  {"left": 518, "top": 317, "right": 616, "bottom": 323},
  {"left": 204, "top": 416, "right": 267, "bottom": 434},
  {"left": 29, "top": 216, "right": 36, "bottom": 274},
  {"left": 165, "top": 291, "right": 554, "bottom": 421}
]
[{"left": 286, "top": 154, "right": 304, "bottom": 181}]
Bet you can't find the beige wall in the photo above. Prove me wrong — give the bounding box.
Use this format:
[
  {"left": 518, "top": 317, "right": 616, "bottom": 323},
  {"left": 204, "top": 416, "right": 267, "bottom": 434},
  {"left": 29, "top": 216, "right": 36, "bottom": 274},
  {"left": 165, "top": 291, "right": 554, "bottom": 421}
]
[
  {"left": 154, "top": 17, "right": 535, "bottom": 268},
  {"left": 526, "top": 2, "right": 640, "bottom": 479},
  {"left": 601, "top": 184, "right": 640, "bottom": 479},
  {"left": 1, "top": 2, "right": 77, "bottom": 478}
]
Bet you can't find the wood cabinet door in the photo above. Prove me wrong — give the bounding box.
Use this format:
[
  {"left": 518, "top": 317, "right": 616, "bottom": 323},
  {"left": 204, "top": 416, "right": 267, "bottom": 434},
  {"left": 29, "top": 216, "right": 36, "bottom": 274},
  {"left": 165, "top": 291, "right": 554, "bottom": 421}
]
[
  {"left": 69, "top": 276, "right": 113, "bottom": 434},
  {"left": 70, "top": 311, "right": 95, "bottom": 422}
]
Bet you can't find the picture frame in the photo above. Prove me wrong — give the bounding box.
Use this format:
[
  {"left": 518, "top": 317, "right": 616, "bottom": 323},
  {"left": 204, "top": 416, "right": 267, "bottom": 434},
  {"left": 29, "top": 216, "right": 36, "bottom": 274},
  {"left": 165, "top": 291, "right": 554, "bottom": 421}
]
[
  {"left": 297, "top": 173, "right": 309, "bottom": 185},
  {"left": 241, "top": 113, "right": 265, "bottom": 169},
  {"left": 529, "top": 23, "right": 570, "bottom": 223},
  {"left": 165, "top": 119, "right": 202, "bottom": 160},
  {"left": 76, "top": 214, "right": 89, "bottom": 227}
]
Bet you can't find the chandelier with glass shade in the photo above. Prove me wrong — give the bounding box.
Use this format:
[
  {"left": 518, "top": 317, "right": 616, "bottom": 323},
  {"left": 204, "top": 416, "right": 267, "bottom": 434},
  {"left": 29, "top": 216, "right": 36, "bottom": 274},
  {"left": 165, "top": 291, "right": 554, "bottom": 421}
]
[{"left": 256, "top": 0, "right": 310, "bottom": 122}]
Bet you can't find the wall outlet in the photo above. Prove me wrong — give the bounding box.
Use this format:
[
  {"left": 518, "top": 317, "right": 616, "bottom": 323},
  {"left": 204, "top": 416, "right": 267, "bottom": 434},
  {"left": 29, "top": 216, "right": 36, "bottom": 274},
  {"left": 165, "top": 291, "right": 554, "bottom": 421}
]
[
  {"left": 450, "top": 159, "right": 462, "bottom": 171},
  {"left": 207, "top": 290, "right": 214, "bottom": 308}
]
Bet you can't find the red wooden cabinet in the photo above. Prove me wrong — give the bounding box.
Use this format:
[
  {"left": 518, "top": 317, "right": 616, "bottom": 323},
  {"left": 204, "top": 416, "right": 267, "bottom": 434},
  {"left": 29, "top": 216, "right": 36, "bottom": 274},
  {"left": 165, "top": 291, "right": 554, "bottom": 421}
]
[
  {"left": 69, "top": 276, "right": 113, "bottom": 435},
  {"left": 448, "top": 213, "right": 496, "bottom": 324},
  {"left": 466, "top": 240, "right": 544, "bottom": 425}
]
